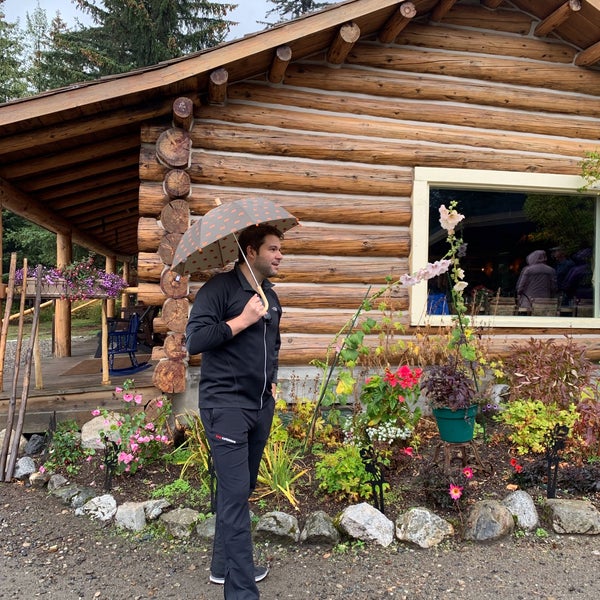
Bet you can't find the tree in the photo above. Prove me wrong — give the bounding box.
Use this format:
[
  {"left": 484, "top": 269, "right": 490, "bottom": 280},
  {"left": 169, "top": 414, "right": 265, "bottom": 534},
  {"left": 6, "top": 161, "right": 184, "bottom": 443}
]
[
  {"left": 266, "top": 0, "right": 333, "bottom": 22},
  {"left": 53, "top": 0, "right": 238, "bottom": 77},
  {"left": 0, "top": 1, "right": 28, "bottom": 102}
]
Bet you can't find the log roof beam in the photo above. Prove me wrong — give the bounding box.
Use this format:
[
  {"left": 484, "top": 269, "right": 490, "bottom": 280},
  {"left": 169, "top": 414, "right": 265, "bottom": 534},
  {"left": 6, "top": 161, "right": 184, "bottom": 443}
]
[
  {"left": 0, "top": 178, "right": 131, "bottom": 261},
  {"left": 378, "top": 2, "right": 417, "bottom": 44},
  {"left": 431, "top": 0, "right": 460, "bottom": 22},
  {"left": 575, "top": 39, "right": 600, "bottom": 67},
  {"left": 534, "top": 0, "right": 581, "bottom": 38},
  {"left": 268, "top": 46, "right": 292, "bottom": 84},
  {"left": 481, "top": 0, "right": 504, "bottom": 8},
  {"left": 326, "top": 22, "right": 361, "bottom": 65},
  {"left": 208, "top": 68, "right": 228, "bottom": 105}
]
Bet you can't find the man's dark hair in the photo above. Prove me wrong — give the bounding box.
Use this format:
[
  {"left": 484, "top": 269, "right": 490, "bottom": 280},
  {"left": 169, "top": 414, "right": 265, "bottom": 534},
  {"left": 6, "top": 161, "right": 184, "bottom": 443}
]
[{"left": 237, "top": 224, "right": 283, "bottom": 261}]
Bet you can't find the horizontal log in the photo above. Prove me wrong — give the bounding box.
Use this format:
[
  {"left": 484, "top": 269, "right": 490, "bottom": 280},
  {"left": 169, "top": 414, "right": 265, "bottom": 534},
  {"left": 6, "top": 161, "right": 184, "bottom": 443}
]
[
  {"left": 138, "top": 215, "right": 409, "bottom": 257},
  {"left": 275, "top": 333, "right": 600, "bottom": 365},
  {"left": 189, "top": 128, "right": 580, "bottom": 175},
  {"left": 138, "top": 281, "right": 408, "bottom": 311},
  {"left": 138, "top": 217, "right": 165, "bottom": 251},
  {"left": 138, "top": 253, "right": 408, "bottom": 284},
  {"left": 139, "top": 182, "right": 412, "bottom": 226},
  {"left": 279, "top": 63, "right": 600, "bottom": 119},
  {"left": 225, "top": 82, "right": 600, "bottom": 143},
  {"left": 181, "top": 102, "right": 594, "bottom": 159},
  {"left": 397, "top": 23, "right": 576, "bottom": 64},
  {"left": 140, "top": 146, "right": 416, "bottom": 196},
  {"left": 444, "top": 3, "right": 532, "bottom": 33},
  {"left": 279, "top": 307, "right": 411, "bottom": 334},
  {"left": 347, "top": 43, "right": 600, "bottom": 96}
]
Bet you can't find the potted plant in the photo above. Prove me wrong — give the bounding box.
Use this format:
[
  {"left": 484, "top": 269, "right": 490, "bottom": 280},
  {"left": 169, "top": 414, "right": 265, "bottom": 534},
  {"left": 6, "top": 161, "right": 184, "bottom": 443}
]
[{"left": 417, "top": 202, "right": 500, "bottom": 443}]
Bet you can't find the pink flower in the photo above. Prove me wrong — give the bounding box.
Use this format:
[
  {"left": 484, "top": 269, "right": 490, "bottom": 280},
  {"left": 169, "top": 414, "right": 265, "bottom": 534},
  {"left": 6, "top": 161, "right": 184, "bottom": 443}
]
[
  {"left": 134, "top": 394, "right": 143, "bottom": 405},
  {"left": 156, "top": 399, "right": 163, "bottom": 408},
  {"left": 462, "top": 466, "right": 474, "bottom": 479},
  {"left": 118, "top": 451, "right": 134, "bottom": 465},
  {"left": 115, "top": 386, "right": 122, "bottom": 393},
  {"left": 91, "top": 409, "right": 100, "bottom": 417},
  {"left": 86, "top": 455, "right": 93, "bottom": 462},
  {"left": 123, "top": 393, "right": 133, "bottom": 403},
  {"left": 145, "top": 422, "right": 155, "bottom": 431},
  {"left": 449, "top": 483, "right": 463, "bottom": 500},
  {"left": 399, "top": 273, "right": 420, "bottom": 287},
  {"left": 402, "top": 447, "right": 414, "bottom": 456},
  {"left": 39, "top": 465, "right": 46, "bottom": 474}
]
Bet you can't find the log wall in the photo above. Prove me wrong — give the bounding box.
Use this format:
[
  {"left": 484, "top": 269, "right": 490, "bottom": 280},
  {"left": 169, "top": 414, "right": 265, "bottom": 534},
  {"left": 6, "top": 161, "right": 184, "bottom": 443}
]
[{"left": 138, "top": 11, "right": 600, "bottom": 367}]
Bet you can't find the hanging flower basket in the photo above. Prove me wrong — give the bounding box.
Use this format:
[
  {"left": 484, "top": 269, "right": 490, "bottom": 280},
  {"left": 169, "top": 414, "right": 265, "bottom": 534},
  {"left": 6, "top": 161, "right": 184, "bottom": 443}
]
[
  {"left": 14, "top": 257, "right": 127, "bottom": 300},
  {"left": 19, "top": 278, "right": 68, "bottom": 298}
]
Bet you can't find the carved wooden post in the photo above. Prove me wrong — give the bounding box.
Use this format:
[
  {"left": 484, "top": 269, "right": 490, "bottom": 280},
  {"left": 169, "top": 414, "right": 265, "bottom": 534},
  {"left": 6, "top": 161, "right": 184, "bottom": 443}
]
[{"left": 55, "top": 232, "right": 72, "bottom": 358}]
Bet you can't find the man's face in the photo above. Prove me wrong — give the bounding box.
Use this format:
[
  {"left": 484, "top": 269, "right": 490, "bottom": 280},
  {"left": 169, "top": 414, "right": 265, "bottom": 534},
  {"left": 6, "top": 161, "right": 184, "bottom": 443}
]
[{"left": 251, "top": 234, "right": 283, "bottom": 278}]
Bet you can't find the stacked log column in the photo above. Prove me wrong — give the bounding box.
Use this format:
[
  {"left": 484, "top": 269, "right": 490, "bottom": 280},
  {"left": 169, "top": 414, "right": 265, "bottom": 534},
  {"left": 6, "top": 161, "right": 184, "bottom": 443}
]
[{"left": 150, "top": 98, "right": 194, "bottom": 395}]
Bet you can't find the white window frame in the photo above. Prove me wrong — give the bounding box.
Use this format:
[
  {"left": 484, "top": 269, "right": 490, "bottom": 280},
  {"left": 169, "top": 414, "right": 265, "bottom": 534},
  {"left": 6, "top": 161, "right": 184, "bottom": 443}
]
[{"left": 410, "top": 167, "right": 599, "bottom": 329}]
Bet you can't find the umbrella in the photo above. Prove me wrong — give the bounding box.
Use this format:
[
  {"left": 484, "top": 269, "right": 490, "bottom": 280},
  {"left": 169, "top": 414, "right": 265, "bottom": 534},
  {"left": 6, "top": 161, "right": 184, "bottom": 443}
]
[{"left": 172, "top": 197, "right": 299, "bottom": 308}]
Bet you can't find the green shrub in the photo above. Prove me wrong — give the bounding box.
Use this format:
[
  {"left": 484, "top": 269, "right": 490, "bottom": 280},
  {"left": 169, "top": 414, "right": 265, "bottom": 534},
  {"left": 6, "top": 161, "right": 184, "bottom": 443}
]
[
  {"left": 43, "top": 419, "right": 92, "bottom": 475},
  {"left": 495, "top": 399, "right": 579, "bottom": 455},
  {"left": 315, "top": 444, "right": 387, "bottom": 502}
]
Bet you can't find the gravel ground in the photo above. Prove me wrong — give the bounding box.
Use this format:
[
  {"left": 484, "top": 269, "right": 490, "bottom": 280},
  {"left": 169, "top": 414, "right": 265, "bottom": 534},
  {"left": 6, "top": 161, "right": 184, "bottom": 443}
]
[{"left": 1, "top": 482, "right": 600, "bottom": 600}]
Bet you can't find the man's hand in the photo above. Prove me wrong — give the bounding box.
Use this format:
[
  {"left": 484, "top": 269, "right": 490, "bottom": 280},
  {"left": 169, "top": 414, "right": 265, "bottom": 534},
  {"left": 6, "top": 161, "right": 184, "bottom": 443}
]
[{"left": 226, "top": 294, "right": 266, "bottom": 335}]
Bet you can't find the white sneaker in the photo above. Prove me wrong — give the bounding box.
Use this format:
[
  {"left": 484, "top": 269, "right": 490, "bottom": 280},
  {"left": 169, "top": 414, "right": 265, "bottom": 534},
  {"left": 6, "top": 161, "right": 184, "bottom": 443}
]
[{"left": 209, "top": 565, "right": 269, "bottom": 585}]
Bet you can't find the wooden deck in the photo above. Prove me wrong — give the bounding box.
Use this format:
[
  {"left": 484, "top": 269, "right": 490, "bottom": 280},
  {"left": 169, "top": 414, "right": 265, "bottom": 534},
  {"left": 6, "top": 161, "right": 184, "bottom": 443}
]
[{"left": 0, "top": 336, "right": 159, "bottom": 434}]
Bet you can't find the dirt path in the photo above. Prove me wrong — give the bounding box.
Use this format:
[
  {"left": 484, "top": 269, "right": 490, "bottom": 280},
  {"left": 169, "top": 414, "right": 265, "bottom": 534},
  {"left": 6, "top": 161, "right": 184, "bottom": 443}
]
[{"left": 1, "top": 482, "right": 599, "bottom": 600}]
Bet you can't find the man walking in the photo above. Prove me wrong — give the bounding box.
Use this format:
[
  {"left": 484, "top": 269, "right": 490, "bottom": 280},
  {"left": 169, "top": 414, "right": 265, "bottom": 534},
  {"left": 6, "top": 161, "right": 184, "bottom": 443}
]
[{"left": 186, "top": 224, "right": 284, "bottom": 599}]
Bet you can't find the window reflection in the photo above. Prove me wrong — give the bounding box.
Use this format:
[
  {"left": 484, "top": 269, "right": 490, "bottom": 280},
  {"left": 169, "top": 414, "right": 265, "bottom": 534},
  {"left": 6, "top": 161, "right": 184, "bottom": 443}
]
[{"left": 427, "top": 189, "right": 595, "bottom": 318}]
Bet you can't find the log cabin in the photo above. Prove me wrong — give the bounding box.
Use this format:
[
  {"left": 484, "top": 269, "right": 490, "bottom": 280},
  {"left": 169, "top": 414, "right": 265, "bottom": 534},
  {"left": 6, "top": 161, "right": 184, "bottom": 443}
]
[{"left": 2, "top": 0, "right": 600, "bottom": 424}]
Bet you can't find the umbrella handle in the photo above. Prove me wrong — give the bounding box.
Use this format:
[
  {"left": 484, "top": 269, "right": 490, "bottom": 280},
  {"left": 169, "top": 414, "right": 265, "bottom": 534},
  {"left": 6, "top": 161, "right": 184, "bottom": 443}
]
[
  {"left": 233, "top": 232, "right": 270, "bottom": 313},
  {"left": 256, "top": 286, "right": 270, "bottom": 313}
]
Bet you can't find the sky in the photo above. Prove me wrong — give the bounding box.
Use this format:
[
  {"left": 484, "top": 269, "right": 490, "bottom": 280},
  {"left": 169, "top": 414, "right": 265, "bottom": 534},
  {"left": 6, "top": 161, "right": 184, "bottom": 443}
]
[{"left": 2, "top": 0, "right": 272, "bottom": 41}]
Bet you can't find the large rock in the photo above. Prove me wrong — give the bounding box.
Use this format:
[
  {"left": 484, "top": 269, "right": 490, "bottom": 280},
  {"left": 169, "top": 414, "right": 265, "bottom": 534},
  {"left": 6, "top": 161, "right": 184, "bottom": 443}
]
[
  {"left": 395, "top": 506, "right": 454, "bottom": 548},
  {"left": 115, "top": 501, "right": 147, "bottom": 531},
  {"left": 338, "top": 503, "right": 394, "bottom": 547},
  {"left": 159, "top": 507, "right": 200, "bottom": 539},
  {"left": 464, "top": 500, "right": 514, "bottom": 541},
  {"left": 81, "top": 414, "right": 122, "bottom": 450},
  {"left": 75, "top": 494, "right": 118, "bottom": 522},
  {"left": 196, "top": 514, "right": 217, "bottom": 541},
  {"left": 545, "top": 499, "right": 600, "bottom": 535},
  {"left": 0, "top": 429, "right": 27, "bottom": 455},
  {"left": 13, "top": 456, "right": 36, "bottom": 480},
  {"left": 300, "top": 510, "right": 340, "bottom": 545},
  {"left": 503, "top": 490, "right": 539, "bottom": 531},
  {"left": 254, "top": 511, "right": 300, "bottom": 543}
]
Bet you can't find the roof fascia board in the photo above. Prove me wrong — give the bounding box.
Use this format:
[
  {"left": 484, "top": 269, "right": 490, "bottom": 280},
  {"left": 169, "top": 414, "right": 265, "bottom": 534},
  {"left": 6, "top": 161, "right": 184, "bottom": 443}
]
[{"left": 0, "top": 0, "right": 399, "bottom": 126}]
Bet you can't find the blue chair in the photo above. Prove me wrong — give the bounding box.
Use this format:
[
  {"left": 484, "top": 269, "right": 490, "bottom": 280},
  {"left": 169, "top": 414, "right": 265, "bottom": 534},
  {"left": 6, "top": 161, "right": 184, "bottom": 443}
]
[{"left": 107, "top": 313, "right": 149, "bottom": 374}]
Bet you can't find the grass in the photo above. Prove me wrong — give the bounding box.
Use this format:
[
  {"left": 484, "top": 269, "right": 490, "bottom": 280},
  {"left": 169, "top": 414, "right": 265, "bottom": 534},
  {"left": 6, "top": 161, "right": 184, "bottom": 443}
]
[{"left": 4, "top": 299, "right": 105, "bottom": 340}]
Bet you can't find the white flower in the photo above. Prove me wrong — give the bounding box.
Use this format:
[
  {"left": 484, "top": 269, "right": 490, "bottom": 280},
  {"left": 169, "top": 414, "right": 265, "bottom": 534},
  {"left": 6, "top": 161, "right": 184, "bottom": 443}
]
[
  {"left": 439, "top": 204, "right": 465, "bottom": 234},
  {"left": 454, "top": 281, "right": 468, "bottom": 292}
]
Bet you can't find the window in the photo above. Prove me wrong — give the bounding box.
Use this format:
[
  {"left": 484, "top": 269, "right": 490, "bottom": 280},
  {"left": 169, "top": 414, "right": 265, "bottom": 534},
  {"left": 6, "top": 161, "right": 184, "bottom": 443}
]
[{"left": 411, "top": 168, "right": 598, "bottom": 328}]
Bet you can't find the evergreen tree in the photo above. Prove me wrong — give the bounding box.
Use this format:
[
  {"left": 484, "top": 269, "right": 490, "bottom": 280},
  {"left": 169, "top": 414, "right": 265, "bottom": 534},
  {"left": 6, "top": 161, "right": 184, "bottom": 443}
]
[
  {"left": 266, "top": 0, "right": 333, "bottom": 22},
  {"left": 0, "top": 1, "right": 28, "bottom": 102},
  {"left": 53, "top": 0, "right": 238, "bottom": 77}
]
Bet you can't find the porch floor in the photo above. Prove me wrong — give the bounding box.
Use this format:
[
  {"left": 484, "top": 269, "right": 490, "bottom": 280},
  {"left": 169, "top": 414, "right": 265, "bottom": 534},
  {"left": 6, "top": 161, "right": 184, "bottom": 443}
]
[{"left": 0, "top": 336, "right": 158, "bottom": 434}]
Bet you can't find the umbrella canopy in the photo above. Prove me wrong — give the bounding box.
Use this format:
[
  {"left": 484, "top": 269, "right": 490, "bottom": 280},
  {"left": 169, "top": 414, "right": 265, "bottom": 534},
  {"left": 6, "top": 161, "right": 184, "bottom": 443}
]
[{"left": 172, "top": 198, "right": 299, "bottom": 276}]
